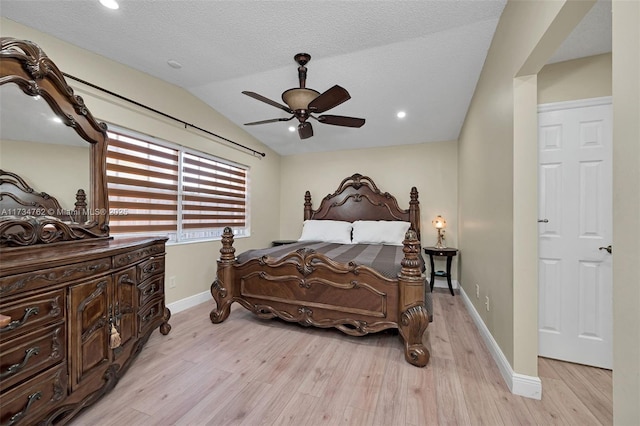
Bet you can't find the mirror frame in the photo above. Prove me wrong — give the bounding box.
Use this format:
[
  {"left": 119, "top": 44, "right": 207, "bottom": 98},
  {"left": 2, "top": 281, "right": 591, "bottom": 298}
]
[{"left": 0, "top": 37, "right": 110, "bottom": 245}]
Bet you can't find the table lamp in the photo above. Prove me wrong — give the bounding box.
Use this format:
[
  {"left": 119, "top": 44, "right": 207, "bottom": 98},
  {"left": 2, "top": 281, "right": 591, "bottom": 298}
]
[{"left": 432, "top": 215, "right": 446, "bottom": 249}]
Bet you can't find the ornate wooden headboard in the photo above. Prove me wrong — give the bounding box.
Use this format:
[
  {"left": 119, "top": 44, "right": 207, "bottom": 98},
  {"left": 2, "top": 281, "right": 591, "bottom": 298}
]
[
  {"left": 303, "top": 173, "right": 421, "bottom": 239},
  {"left": 0, "top": 170, "right": 101, "bottom": 246},
  {"left": 0, "top": 170, "right": 83, "bottom": 222}
]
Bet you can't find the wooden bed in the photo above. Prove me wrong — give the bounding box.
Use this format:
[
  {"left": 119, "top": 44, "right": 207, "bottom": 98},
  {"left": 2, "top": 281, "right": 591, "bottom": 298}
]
[{"left": 209, "top": 173, "right": 430, "bottom": 367}]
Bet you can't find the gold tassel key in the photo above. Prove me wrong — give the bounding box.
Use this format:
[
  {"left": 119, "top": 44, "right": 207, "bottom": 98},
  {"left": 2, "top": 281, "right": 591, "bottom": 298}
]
[{"left": 109, "top": 323, "right": 121, "bottom": 349}]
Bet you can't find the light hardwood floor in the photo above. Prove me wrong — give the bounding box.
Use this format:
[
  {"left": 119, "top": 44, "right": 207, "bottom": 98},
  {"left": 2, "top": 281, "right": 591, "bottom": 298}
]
[{"left": 72, "top": 289, "right": 612, "bottom": 425}]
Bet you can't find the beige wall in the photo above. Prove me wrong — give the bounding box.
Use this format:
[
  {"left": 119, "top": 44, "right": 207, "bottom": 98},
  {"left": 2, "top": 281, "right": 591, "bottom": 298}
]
[
  {"left": 1, "top": 140, "right": 90, "bottom": 209},
  {"left": 280, "top": 141, "right": 458, "bottom": 278},
  {"left": 1, "top": 19, "right": 282, "bottom": 304},
  {"left": 611, "top": 0, "right": 640, "bottom": 422},
  {"left": 524, "top": 15, "right": 640, "bottom": 421},
  {"left": 458, "top": 0, "right": 595, "bottom": 376},
  {"left": 538, "top": 53, "right": 612, "bottom": 104},
  {"left": 461, "top": 0, "right": 640, "bottom": 418}
]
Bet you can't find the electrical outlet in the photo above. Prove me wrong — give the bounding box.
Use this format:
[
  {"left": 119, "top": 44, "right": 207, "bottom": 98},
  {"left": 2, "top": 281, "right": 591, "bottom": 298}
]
[
  {"left": 168, "top": 276, "right": 176, "bottom": 289},
  {"left": 476, "top": 284, "right": 480, "bottom": 299},
  {"left": 485, "top": 296, "right": 490, "bottom": 311}
]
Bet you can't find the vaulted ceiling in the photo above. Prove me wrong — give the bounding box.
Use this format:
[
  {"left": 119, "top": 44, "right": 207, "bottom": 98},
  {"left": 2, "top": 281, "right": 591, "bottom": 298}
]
[{"left": 1, "top": 1, "right": 611, "bottom": 156}]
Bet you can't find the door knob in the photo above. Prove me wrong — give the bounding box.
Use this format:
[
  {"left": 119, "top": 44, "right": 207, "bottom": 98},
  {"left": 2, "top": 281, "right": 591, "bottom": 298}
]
[
  {"left": 598, "top": 245, "right": 612, "bottom": 254},
  {"left": 538, "top": 219, "right": 549, "bottom": 223}
]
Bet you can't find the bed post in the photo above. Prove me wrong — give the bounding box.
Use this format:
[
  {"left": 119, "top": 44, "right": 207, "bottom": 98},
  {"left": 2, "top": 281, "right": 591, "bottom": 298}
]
[
  {"left": 397, "top": 229, "right": 430, "bottom": 367},
  {"left": 409, "top": 186, "right": 420, "bottom": 240},
  {"left": 303, "top": 190, "right": 312, "bottom": 220},
  {"left": 210, "top": 226, "right": 237, "bottom": 323}
]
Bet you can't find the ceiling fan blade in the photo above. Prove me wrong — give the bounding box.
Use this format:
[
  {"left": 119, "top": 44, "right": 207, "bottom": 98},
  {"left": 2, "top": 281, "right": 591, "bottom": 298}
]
[
  {"left": 298, "top": 122, "right": 313, "bottom": 139},
  {"left": 316, "top": 114, "right": 366, "bottom": 128},
  {"left": 244, "top": 116, "right": 294, "bottom": 126},
  {"left": 242, "top": 91, "right": 294, "bottom": 114},
  {"left": 308, "top": 85, "right": 351, "bottom": 113}
]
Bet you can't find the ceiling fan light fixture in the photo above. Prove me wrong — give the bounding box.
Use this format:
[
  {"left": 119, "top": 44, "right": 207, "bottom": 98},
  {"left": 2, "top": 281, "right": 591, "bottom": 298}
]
[
  {"left": 242, "top": 53, "right": 364, "bottom": 140},
  {"left": 282, "top": 88, "right": 320, "bottom": 111}
]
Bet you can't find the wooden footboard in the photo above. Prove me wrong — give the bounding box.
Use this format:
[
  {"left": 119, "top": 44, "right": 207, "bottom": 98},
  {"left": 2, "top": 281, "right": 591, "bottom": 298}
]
[{"left": 210, "top": 227, "right": 430, "bottom": 367}]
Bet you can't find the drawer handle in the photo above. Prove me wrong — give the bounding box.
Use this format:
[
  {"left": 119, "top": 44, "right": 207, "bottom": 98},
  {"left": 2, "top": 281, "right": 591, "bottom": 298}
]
[
  {"left": 143, "top": 263, "right": 158, "bottom": 274},
  {"left": 2, "top": 391, "right": 42, "bottom": 426},
  {"left": 143, "top": 284, "right": 158, "bottom": 296},
  {"left": 119, "top": 274, "right": 136, "bottom": 285},
  {"left": 0, "top": 307, "right": 39, "bottom": 333},
  {"left": 142, "top": 307, "right": 157, "bottom": 322},
  {"left": 0, "top": 347, "right": 40, "bottom": 380}
]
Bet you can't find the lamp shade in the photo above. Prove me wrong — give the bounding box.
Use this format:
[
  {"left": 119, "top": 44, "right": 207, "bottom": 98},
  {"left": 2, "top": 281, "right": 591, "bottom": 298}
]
[
  {"left": 282, "top": 88, "right": 320, "bottom": 110},
  {"left": 432, "top": 215, "right": 446, "bottom": 229}
]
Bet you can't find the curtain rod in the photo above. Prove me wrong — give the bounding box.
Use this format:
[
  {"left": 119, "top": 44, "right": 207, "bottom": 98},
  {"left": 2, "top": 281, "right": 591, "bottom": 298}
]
[{"left": 62, "top": 72, "right": 266, "bottom": 158}]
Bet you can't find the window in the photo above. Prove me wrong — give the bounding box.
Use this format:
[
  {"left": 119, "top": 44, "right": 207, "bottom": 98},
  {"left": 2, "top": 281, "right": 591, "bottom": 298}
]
[{"left": 106, "top": 128, "right": 248, "bottom": 243}]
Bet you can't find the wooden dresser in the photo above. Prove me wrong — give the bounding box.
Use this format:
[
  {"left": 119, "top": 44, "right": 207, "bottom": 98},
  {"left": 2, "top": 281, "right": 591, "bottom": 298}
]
[
  {"left": 0, "top": 37, "right": 172, "bottom": 424},
  {"left": 0, "top": 236, "right": 170, "bottom": 425}
]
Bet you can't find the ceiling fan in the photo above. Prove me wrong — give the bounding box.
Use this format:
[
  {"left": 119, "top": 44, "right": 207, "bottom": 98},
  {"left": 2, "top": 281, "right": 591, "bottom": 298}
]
[{"left": 242, "top": 53, "right": 365, "bottom": 140}]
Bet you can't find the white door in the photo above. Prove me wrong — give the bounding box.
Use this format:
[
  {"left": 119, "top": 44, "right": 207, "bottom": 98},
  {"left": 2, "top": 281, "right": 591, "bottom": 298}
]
[{"left": 538, "top": 97, "right": 613, "bottom": 369}]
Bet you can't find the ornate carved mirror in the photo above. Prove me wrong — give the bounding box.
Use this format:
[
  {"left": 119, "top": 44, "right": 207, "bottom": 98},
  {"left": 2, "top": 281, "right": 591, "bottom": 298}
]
[{"left": 0, "top": 37, "right": 110, "bottom": 246}]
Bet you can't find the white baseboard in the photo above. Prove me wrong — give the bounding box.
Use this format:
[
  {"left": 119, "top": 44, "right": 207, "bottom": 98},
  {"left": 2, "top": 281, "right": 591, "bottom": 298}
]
[
  {"left": 458, "top": 285, "right": 542, "bottom": 400},
  {"left": 167, "top": 290, "right": 211, "bottom": 314}
]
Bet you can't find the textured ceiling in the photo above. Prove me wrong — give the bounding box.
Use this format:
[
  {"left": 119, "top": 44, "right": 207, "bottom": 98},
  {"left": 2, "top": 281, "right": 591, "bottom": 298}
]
[{"left": 1, "top": 0, "right": 611, "bottom": 156}]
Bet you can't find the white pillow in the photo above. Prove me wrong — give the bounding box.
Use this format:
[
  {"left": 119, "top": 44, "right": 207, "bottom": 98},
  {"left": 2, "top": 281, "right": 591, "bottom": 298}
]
[
  {"left": 352, "top": 220, "right": 411, "bottom": 246},
  {"left": 298, "top": 220, "right": 353, "bottom": 244}
]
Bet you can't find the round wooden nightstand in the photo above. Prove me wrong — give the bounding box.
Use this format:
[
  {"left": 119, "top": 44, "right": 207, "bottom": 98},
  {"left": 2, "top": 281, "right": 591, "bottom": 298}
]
[{"left": 423, "top": 247, "right": 458, "bottom": 296}]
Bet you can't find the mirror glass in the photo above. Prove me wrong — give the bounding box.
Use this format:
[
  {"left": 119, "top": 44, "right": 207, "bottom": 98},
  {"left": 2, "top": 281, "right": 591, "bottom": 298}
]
[{"left": 0, "top": 83, "right": 91, "bottom": 214}]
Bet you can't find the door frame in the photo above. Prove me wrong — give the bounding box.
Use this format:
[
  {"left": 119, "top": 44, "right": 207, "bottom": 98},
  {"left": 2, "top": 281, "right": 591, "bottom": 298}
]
[{"left": 538, "top": 96, "right": 612, "bottom": 115}]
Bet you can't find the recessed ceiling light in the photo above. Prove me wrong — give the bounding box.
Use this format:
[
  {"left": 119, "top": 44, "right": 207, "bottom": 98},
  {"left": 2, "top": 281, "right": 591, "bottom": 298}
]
[
  {"left": 52, "top": 117, "right": 63, "bottom": 124},
  {"left": 99, "top": 0, "right": 119, "bottom": 10},
  {"left": 397, "top": 111, "right": 406, "bottom": 119},
  {"left": 288, "top": 126, "right": 296, "bottom": 132},
  {"left": 167, "top": 59, "right": 182, "bottom": 69}
]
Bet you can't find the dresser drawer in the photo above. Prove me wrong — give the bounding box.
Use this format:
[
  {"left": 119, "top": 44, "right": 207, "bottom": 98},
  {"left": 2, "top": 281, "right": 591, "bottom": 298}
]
[
  {"left": 0, "top": 323, "right": 65, "bottom": 392},
  {"left": 0, "top": 363, "right": 67, "bottom": 426},
  {"left": 138, "top": 296, "right": 164, "bottom": 335},
  {"left": 0, "top": 258, "right": 111, "bottom": 298},
  {"left": 137, "top": 255, "right": 165, "bottom": 282},
  {"left": 138, "top": 275, "right": 164, "bottom": 307},
  {"left": 0, "top": 289, "right": 65, "bottom": 341},
  {"left": 113, "top": 243, "right": 165, "bottom": 269}
]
